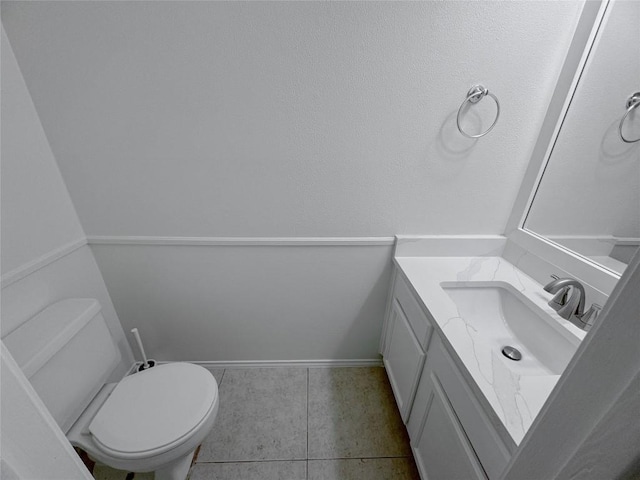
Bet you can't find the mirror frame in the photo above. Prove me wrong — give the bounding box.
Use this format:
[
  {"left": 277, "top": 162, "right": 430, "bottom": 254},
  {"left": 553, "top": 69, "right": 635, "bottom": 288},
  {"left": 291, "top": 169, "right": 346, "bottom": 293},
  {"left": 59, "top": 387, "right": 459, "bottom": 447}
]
[{"left": 505, "top": 0, "right": 622, "bottom": 295}]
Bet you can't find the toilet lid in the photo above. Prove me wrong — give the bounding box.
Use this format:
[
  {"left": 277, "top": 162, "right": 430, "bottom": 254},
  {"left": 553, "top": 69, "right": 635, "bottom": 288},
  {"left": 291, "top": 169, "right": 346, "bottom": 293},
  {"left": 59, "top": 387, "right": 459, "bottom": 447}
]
[{"left": 89, "top": 363, "right": 217, "bottom": 455}]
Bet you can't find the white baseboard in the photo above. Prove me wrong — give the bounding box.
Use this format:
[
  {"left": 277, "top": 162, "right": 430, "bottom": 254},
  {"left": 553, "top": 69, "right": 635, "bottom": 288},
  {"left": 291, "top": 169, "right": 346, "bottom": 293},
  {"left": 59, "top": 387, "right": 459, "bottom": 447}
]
[{"left": 132, "top": 359, "right": 383, "bottom": 370}]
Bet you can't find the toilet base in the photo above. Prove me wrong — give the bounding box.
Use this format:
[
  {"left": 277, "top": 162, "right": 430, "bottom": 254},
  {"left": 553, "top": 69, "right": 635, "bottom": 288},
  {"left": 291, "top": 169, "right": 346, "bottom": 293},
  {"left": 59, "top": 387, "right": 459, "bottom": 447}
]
[
  {"left": 155, "top": 451, "right": 195, "bottom": 480},
  {"left": 66, "top": 365, "right": 218, "bottom": 480},
  {"left": 89, "top": 449, "right": 195, "bottom": 480}
]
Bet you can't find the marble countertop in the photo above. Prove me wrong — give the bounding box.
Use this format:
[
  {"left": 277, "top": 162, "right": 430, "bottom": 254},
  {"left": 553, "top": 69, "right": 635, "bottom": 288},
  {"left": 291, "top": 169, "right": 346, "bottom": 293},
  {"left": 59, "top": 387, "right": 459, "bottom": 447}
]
[{"left": 395, "top": 255, "right": 585, "bottom": 445}]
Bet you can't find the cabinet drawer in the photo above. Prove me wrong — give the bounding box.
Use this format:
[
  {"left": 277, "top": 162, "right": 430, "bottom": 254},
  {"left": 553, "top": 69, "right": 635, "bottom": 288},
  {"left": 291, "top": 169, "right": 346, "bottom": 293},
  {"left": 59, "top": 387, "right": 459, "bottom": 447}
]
[
  {"left": 394, "top": 274, "right": 433, "bottom": 349},
  {"left": 429, "top": 338, "right": 512, "bottom": 479}
]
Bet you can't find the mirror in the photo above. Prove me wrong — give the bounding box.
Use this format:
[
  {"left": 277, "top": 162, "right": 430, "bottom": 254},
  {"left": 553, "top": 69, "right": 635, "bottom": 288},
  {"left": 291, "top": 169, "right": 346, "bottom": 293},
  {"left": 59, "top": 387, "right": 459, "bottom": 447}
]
[{"left": 524, "top": 0, "right": 639, "bottom": 276}]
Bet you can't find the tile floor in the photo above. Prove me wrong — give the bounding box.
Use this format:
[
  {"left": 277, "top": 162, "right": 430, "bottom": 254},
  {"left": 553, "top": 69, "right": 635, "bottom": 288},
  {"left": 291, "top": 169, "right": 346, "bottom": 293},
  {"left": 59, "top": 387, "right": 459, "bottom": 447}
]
[{"left": 90, "top": 366, "right": 419, "bottom": 480}]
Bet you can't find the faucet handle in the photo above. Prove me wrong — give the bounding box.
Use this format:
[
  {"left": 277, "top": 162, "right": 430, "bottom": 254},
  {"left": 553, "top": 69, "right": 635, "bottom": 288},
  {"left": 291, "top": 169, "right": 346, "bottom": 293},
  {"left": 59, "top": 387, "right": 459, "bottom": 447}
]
[{"left": 577, "top": 303, "right": 602, "bottom": 331}]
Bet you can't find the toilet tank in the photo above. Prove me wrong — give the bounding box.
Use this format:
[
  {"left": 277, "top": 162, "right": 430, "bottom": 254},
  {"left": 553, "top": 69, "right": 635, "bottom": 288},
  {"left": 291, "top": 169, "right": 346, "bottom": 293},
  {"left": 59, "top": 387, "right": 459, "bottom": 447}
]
[{"left": 3, "top": 299, "right": 121, "bottom": 432}]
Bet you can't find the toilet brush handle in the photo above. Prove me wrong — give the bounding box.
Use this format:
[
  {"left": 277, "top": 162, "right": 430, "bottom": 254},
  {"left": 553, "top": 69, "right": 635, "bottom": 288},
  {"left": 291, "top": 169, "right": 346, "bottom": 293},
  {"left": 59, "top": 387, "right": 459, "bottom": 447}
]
[{"left": 131, "top": 328, "right": 150, "bottom": 368}]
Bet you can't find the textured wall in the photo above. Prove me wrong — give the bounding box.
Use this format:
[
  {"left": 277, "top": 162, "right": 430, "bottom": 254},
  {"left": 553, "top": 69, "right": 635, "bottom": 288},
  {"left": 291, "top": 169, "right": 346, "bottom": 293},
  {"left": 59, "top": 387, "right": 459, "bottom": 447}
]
[
  {"left": 1, "top": 2, "right": 588, "bottom": 361},
  {"left": 90, "top": 243, "right": 393, "bottom": 361},
  {"left": 2, "top": 1, "right": 584, "bottom": 237},
  {"left": 0, "top": 28, "right": 84, "bottom": 274},
  {"left": 0, "top": 29, "right": 132, "bottom": 372}
]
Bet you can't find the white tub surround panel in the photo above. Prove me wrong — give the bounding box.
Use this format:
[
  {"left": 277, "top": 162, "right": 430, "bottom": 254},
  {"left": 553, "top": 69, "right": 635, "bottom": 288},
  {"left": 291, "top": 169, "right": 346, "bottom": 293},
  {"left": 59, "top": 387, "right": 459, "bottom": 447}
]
[
  {"left": 394, "top": 256, "right": 585, "bottom": 445},
  {"left": 90, "top": 240, "right": 393, "bottom": 362}
]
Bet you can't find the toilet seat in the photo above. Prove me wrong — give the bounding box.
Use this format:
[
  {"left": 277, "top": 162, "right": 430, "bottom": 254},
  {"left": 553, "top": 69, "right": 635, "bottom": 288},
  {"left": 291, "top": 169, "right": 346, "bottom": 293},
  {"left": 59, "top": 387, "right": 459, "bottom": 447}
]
[{"left": 89, "top": 363, "right": 218, "bottom": 459}]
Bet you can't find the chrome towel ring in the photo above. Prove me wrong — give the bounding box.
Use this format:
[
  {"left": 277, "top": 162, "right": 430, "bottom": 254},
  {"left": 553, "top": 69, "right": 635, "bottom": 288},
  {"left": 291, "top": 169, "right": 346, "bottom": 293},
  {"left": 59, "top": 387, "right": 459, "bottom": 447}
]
[
  {"left": 456, "top": 84, "right": 500, "bottom": 139},
  {"left": 619, "top": 92, "right": 640, "bottom": 143}
]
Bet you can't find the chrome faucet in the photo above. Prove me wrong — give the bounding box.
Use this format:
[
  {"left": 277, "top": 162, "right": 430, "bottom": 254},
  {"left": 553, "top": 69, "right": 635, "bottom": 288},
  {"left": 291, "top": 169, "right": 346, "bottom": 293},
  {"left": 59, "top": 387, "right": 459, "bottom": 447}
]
[{"left": 543, "top": 275, "right": 602, "bottom": 331}]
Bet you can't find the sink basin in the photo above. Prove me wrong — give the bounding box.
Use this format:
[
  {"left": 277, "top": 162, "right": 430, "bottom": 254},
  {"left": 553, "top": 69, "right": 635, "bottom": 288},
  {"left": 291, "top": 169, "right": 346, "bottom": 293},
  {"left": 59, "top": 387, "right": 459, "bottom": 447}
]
[{"left": 441, "top": 281, "right": 579, "bottom": 376}]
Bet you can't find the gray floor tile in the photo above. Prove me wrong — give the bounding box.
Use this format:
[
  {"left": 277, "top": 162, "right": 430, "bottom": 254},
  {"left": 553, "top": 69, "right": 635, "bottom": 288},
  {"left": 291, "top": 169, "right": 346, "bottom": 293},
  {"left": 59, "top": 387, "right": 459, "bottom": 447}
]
[
  {"left": 189, "top": 461, "right": 306, "bottom": 480},
  {"left": 92, "top": 464, "right": 154, "bottom": 480},
  {"left": 308, "top": 367, "right": 411, "bottom": 459},
  {"left": 308, "top": 458, "right": 420, "bottom": 480},
  {"left": 197, "top": 367, "right": 307, "bottom": 462},
  {"left": 203, "top": 367, "right": 225, "bottom": 385}
]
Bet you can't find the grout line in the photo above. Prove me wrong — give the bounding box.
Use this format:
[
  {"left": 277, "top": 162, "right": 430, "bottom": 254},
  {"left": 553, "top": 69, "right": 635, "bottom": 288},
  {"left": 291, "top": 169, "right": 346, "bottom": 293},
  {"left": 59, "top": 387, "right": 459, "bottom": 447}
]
[
  {"left": 191, "top": 359, "right": 383, "bottom": 369},
  {"left": 193, "top": 456, "right": 412, "bottom": 466},
  {"left": 193, "top": 459, "right": 307, "bottom": 465},
  {"left": 195, "top": 454, "right": 411, "bottom": 465},
  {"left": 306, "top": 367, "right": 310, "bottom": 480},
  {"left": 306, "top": 367, "right": 309, "bottom": 460},
  {"left": 306, "top": 455, "right": 412, "bottom": 461},
  {"left": 194, "top": 456, "right": 410, "bottom": 465},
  {"left": 191, "top": 366, "right": 414, "bottom": 473}
]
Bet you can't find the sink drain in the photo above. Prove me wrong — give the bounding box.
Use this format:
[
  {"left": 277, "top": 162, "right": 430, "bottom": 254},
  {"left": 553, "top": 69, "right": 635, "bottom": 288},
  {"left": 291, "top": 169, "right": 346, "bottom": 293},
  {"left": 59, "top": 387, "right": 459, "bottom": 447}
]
[{"left": 501, "top": 346, "right": 522, "bottom": 361}]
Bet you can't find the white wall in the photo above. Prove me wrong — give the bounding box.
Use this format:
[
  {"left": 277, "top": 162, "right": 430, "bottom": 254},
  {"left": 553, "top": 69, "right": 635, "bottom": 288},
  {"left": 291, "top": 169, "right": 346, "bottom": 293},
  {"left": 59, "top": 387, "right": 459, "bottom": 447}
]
[
  {"left": 2, "top": 1, "right": 583, "bottom": 237},
  {"left": 91, "top": 242, "right": 393, "bottom": 361},
  {"left": 0, "top": 31, "right": 84, "bottom": 274},
  {"left": 2, "top": 2, "right": 586, "bottom": 362},
  {"left": 0, "top": 28, "right": 133, "bottom": 373}
]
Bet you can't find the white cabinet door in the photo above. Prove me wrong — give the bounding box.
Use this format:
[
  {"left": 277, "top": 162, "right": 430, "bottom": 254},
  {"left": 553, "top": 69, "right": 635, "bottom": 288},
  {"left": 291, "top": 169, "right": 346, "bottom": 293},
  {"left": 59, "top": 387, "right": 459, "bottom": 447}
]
[
  {"left": 413, "top": 367, "right": 487, "bottom": 480},
  {"left": 383, "top": 299, "right": 426, "bottom": 421}
]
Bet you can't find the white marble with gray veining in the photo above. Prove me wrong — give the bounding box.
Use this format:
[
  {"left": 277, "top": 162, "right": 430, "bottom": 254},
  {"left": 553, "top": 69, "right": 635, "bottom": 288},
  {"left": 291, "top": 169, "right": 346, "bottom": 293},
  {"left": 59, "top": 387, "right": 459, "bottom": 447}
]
[{"left": 395, "top": 255, "right": 586, "bottom": 444}]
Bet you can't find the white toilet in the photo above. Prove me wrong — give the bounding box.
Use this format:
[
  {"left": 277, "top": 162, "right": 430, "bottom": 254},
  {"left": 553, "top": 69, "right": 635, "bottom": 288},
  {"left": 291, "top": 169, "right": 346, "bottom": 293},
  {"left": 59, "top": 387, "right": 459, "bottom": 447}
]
[{"left": 3, "top": 298, "right": 219, "bottom": 480}]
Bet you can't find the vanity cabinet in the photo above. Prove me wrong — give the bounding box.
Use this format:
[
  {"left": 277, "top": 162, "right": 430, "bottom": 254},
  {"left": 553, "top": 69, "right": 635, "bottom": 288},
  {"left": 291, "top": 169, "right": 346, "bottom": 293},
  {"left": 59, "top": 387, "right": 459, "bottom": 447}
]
[
  {"left": 408, "top": 335, "right": 513, "bottom": 479},
  {"left": 411, "top": 337, "right": 511, "bottom": 479},
  {"left": 383, "top": 299, "right": 426, "bottom": 421},
  {"left": 382, "top": 273, "right": 433, "bottom": 421},
  {"left": 382, "top": 269, "right": 512, "bottom": 480},
  {"left": 409, "top": 347, "right": 487, "bottom": 480}
]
